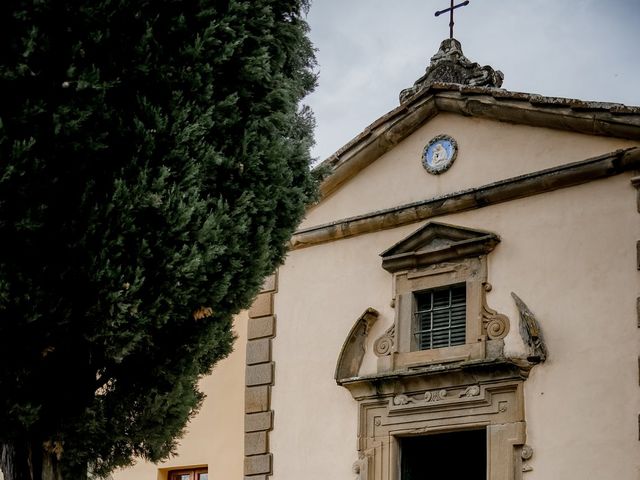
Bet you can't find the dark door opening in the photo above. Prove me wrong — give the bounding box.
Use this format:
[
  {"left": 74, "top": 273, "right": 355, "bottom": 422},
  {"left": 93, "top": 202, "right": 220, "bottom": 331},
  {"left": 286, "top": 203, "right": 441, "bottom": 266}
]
[{"left": 400, "top": 429, "right": 486, "bottom": 479}]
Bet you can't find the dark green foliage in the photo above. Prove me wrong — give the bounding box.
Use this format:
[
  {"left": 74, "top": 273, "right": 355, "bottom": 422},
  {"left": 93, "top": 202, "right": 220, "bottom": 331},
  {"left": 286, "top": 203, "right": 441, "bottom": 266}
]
[{"left": 0, "top": 0, "right": 317, "bottom": 477}]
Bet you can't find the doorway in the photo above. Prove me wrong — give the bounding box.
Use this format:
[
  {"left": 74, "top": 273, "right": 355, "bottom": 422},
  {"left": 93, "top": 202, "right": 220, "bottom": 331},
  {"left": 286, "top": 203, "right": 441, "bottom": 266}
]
[{"left": 400, "top": 429, "right": 486, "bottom": 479}]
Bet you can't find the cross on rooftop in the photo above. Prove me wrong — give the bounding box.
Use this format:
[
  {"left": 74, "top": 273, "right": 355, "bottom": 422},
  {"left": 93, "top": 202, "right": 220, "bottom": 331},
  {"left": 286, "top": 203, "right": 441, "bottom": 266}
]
[{"left": 435, "top": 0, "right": 470, "bottom": 39}]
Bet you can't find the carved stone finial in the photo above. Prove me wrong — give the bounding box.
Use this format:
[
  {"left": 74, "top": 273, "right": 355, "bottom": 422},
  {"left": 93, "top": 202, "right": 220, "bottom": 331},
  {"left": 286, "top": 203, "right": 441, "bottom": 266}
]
[
  {"left": 511, "top": 292, "right": 547, "bottom": 363},
  {"left": 399, "top": 38, "right": 504, "bottom": 104}
]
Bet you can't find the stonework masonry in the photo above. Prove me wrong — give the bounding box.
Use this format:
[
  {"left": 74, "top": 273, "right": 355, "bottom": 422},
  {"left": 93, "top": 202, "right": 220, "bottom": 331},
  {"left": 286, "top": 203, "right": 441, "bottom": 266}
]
[{"left": 244, "top": 273, "right": 278, "bottom": 479}]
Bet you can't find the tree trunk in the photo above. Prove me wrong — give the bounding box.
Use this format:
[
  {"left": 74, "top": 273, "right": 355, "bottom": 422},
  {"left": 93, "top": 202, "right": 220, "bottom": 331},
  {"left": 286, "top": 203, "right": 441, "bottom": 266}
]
[
  {"left": 40, "top": 451, "right": 62, "bottom": 480},
  {"left": 1, "top": 441, "right": 64, "bottom": 480},
  {"left": 1, "top": 441, "right": 33, "bottom": 480}
]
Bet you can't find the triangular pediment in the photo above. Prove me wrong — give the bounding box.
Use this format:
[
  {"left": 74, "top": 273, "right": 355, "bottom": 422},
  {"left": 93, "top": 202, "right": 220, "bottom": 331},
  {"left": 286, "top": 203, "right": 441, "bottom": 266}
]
[
  {"left": 317, "top": 85, "right": 640, "bottom": 201},
  {"left": 380, "top": 222, "right": 499, "bottom": 273}
]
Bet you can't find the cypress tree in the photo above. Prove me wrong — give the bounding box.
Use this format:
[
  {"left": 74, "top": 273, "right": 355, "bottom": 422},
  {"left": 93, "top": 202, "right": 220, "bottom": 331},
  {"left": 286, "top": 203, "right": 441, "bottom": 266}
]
[{"left": 0, "top": 1, "right": 317, "bottom": 478}]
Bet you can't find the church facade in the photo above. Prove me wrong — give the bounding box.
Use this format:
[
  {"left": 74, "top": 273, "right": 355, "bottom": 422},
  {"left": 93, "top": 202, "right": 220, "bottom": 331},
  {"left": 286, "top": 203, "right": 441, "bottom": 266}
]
[{"left": 114, "top": 39, "right": 640, "bottom": 480}]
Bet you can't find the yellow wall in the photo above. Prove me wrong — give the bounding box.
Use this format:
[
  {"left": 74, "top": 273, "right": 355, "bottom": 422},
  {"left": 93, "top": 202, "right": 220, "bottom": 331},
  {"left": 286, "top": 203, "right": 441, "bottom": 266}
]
[{"left": 112, "top": 312, "right": 247, "bottom": 480}]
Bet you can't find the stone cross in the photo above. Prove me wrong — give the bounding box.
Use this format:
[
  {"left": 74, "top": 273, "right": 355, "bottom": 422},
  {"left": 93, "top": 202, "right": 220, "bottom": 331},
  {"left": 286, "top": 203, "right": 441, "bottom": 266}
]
[{"left": 435, "top": 0, "right": 470, "bottom": 39}]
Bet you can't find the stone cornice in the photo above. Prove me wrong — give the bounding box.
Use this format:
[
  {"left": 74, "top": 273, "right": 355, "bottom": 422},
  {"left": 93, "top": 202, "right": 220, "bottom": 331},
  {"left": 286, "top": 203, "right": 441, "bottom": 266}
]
[
  {"left": 293, "top": 147, "right": 640, "bottom": 250},
  {"left": 337, "top": 356, "right": 531, "bottom": 400},
  {"left": 317, "top": 85, "right": 640, "bottom": 200},
  {"left": 380, "top": 222, "right": 500, "bottom": 273}
]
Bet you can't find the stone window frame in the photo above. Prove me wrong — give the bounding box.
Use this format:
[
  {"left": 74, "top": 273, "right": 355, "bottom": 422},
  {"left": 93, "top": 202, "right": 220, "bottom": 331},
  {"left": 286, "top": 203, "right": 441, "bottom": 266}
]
[
  {"left": 350, "top": 373, "right": 529, "bottom": 480},
  {"left": 334, "top": 222, "right": 542, "bottom": 480},
  {"left": 376, "top": 222, "right": 510, "bottom": 373},
  {"left": 393, "top": 257, "right": 487, "bottom": 367}
]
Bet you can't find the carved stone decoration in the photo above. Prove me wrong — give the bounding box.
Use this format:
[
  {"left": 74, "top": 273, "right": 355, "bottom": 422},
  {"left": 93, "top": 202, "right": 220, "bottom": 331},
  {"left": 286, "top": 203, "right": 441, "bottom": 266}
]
[
  {"left": 422, "top": 134, "right": 458, "bottom": 175},
  {"left": 346, "top": 372, "right": 528, "bottom": 480},
  {"left": 521, "top": 444, "right": 534, "bottom": 473},
  {"left": 459, "top": 385, "right": 480, "bottom": 397},
  {"left": 335, "top": 308, "right": 380, "bottom": 382},
  {"left": 353, "top": 450, "right": 372, "bottom": 480},
  {"left": 373, "top": 324, "right": 395, "bottom": 357},
  {"left": 389, "top": 385, "right": 487, "bottom": 409},
  {"left": 481, "top": 283, "right": 510, "bottom": 340},
  {"left": 424, "top": 389, "right": 447, "bottom": 402},
  {"left": 393, "top": 394, "right": 416, "bottom": 406},
  {"left": 380, "top": 222, "right": 500, "bottom": 273},
  {"left": 399, "top": 38, "right": 504, "bottom": 104},
  {"left": 511, "top": 292, "right": 547, "bottom": 363},
  {"left": 521, "top": 444, "right": 533, "bottom": 461}
]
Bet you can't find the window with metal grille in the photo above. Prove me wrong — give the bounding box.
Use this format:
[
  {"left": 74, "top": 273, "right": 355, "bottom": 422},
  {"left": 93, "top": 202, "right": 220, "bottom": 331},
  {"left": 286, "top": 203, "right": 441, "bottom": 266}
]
[{"left": 413, "top": 284, "right": 466, "bottom": 350}]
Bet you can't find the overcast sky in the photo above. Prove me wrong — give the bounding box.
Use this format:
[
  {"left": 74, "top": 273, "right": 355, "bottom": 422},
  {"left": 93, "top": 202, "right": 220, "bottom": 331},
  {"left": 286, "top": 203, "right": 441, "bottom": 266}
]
[{"left": 304, "top": 0, "right": 640, "bottom": 161}]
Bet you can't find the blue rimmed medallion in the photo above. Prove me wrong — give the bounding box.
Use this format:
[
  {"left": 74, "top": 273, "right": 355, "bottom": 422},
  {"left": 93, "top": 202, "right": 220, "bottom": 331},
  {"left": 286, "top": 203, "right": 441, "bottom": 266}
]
[{"left": 422, "top": 134, "right": 458, "bottom": 175}]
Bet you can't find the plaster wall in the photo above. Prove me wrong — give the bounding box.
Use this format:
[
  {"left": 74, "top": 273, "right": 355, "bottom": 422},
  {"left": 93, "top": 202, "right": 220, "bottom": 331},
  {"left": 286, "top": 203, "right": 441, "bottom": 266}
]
[
  {"left": 111, "top": 313, "right": 247, "bottom": 480},
  {"left": 272, "top": 174, "right": 640, "bottom": 479},
  {"left": 301, "top": 113, "right": 638, "bottom": 229}
]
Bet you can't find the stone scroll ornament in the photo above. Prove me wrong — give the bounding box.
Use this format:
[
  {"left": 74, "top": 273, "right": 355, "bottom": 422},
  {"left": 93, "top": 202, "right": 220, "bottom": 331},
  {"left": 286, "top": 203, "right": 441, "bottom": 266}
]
[
  {"left": 459, "top": 385, "right": 480, "bottom": 397},
  {"left": 393, "top": 389, "right": 447, "bottom": 406},
  {"left": 373, "top": 324, "right": 395, "bottom": 357},
  {"left": 481, "top": 283, "right": 510, "bottom": 339},
  {"left": 392, "top": 385, "right": 480, "bottom": 407}
]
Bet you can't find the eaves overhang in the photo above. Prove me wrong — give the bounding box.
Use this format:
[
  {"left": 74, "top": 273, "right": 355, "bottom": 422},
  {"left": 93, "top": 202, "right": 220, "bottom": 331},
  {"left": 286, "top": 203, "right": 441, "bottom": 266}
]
[{"left": 317, "top": 83, "right": 640, "bottom": 200}]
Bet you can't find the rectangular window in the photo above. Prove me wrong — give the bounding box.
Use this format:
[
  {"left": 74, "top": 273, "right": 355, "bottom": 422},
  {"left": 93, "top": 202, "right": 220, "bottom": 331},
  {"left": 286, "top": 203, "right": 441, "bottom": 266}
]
[
  {"left": 168, "top": 468, "right": 208, "bottom": 480},
  {"left": 413, "top": 284, "right": 466, "bottom": 350}
]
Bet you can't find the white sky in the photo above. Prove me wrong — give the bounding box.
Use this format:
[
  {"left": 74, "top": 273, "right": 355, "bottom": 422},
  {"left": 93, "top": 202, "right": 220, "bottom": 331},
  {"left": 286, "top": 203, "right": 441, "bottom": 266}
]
[{"left": 304, "top": 0, "right": 640, "bottom": 161}]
